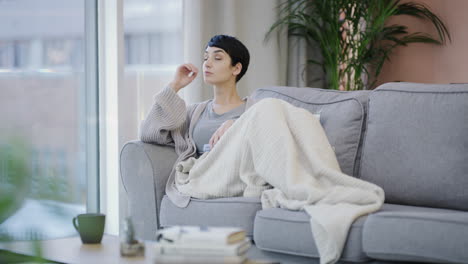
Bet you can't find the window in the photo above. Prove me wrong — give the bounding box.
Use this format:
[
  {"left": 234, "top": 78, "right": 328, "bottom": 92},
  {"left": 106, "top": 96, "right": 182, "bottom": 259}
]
[
  {"left": 43, "top": 38, "right": 83, "bottom": 69},
  {"left": 0, "top": 40, "right": 29, "bottom": 69},
  {"left": 0, "top": 0, "right": 92, "bottom": 240},
  {"left": 121, "top": 0, "right": 183, "bottom": 140},
  {"left": 124, "top": 32, "right": 182, "bottom": 65},
  {"left": 0, "top": 41, "right": 14, "bottom": 68},
  {"left": 117, "top": 0, "right": 183, "bottom": 221}
]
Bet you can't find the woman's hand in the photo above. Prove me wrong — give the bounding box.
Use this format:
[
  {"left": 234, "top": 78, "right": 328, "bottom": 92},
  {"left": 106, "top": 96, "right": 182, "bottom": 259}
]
[
  {"left": 209, "top": 119, "right": 235, "bottom": 149},
  {"left": 169, "top": 63, "right": 199, "bottom": 92}
]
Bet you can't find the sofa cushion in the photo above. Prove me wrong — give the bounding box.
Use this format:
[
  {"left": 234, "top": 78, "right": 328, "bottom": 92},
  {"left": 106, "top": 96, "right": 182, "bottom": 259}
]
[
  {"left": 253, "top": 208, "right": 369, "bottom": 262},
  {"left": 359, "top": 82, "right": 468, "bottom": 211},
  {"left": 159, "top": 195, "right": 262, "bottom": 237},
  {"left": 363, "top": 203, "right": 468, "bottom": 264},
  {"left": 252, "top": 86, "right": 370, "bottom": 177}
]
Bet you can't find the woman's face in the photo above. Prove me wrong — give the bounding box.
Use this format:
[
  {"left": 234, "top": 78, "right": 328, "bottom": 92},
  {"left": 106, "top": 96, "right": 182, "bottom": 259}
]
[{"left": 203, "top": 46, "right": 241, "bottom": 85}]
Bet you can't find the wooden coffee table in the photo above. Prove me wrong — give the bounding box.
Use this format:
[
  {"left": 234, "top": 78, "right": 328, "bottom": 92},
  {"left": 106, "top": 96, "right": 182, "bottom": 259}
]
[
  {"left": 0, "top": 235, "right": 151, "bottom": 264},
  {"left": 0, "top": 234, "right": 289, "bottom": 264}
]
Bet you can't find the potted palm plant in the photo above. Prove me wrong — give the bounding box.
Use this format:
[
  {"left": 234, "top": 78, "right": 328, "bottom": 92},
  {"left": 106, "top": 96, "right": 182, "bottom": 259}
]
[{"left": 267, "top": 0, "right": 451, "bottom": 90}]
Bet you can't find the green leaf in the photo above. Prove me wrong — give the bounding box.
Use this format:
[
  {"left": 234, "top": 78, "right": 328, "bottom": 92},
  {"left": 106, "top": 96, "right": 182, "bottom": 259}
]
[{"left": 265, "top": 0, "right": 450, "bottom": 90}]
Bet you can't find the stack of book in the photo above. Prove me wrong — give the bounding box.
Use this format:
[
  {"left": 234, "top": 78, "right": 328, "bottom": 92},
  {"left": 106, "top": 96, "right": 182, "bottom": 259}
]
[{"left": 153, "top": 226, "right": 251, "bottom": 264}]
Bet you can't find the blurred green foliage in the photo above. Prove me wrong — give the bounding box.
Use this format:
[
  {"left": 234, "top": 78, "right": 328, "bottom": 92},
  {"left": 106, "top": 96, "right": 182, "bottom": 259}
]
[
  {"left": 0, "top": 136, "right": 31, "bottom": 225},
  {"left": 0, "top": 136, "right": 52, "bottom": 263}
]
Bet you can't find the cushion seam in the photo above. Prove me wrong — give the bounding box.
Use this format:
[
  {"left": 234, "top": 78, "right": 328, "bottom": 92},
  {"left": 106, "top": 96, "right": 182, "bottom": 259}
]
[
  {"left": 368, "top": 214, "right": 468, "bottom": 226},
  {"left": 257, "top": 86, "right": 369, "bottom": 95},
  {"left": 352, "top": 100, "right": 365, "bottom": 177},
  {"left": 365, "top": 250, "right": 464, "bottom": 263},
  {"left": 256, "top": 214, "right": 365, "bottom": 229},
  {"left": 358, "top": 96, "right": 371, "bottom": 179},
  {"left": 255, "top": 244, "right": 370, "bottom": 262},
  {"left": 163, "top": 195, "right": 262, "bottom": 205},
  {"left": 255, "top": 243, "right": 320, "bottom": 259},
  {"left": 188, "top": 199, "right": 262, "bottom": 205},
  {"left": 374, "top": 88, "right": 468, "bottom": 94},
  {"left": 257, "top": 88, "right": 365, "bottom": 106}
]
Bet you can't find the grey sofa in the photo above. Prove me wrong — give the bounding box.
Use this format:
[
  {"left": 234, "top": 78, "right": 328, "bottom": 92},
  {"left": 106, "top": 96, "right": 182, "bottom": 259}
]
[{"left": 120, "top": 82, "right": 468, "bottom": 264}]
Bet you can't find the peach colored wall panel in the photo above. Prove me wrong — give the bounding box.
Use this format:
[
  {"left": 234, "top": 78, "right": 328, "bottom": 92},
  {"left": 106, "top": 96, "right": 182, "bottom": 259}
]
[{"left": 377, "top": 0, "right": 468, "bottom": 86}]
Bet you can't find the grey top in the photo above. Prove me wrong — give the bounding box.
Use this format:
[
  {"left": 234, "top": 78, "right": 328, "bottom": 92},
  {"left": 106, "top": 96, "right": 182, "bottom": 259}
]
[{"left": 193, "top": 101, "right": 246, "bottom": 155}]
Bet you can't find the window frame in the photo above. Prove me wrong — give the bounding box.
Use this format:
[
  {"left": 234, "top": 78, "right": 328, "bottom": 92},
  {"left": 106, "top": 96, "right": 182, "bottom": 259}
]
[{"left": 85, "top": 0, "right": 100, "bottom": 213}]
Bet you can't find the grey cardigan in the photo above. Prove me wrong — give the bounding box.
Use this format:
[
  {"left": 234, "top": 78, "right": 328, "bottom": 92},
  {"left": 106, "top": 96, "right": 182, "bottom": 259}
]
[{"left": 139, "top": 85, "right": 258, "bottom": 207}]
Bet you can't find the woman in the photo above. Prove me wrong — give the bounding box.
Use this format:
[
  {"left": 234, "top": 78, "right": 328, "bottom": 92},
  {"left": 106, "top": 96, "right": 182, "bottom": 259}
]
[
  {"left": 140, "top": 35, "right": 257, "bottom": 207},
  {"left": 140, "top": 35, "right": 384, "bottom": 264}
]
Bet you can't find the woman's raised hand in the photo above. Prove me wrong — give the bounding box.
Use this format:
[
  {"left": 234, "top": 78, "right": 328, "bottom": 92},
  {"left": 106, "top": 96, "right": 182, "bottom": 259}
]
[{"left": 169, "top": 63, "right": 199, "bottom": 92}]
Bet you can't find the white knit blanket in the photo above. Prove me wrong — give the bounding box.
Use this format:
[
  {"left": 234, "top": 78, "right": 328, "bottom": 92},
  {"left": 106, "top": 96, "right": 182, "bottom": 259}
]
[{"left": 175, "top": 98, "right": 385, "bottom": 264}]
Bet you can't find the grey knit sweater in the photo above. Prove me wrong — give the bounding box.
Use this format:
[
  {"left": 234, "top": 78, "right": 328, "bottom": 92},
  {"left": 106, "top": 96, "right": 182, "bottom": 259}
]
[{"left": 139, "top": 85, "right": 258, "bottom": 207}]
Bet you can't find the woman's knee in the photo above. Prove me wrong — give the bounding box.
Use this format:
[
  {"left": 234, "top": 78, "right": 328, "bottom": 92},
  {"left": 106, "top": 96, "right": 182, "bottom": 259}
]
[
  {"left": 252, "top": 98, "right": 285, "bottom": 112},
  {"left": 246, "top": 98, "right": 289, "bottom": 124}
]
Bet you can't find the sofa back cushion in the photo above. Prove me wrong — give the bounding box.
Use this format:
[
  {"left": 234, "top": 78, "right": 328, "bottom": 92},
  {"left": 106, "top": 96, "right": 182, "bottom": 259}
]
[
  {"left": 360, "top": 82, "right": 468, "bottom": 211},
  {"left": 252, "top": 86, "right": 370, "bottom": 177}
]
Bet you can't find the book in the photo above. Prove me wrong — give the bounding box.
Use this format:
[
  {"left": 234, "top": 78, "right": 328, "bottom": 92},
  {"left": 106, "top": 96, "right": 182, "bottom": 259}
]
[
  {"left": 154, "top": 238, "right": 251, "bottom": 256},
  {"left": 153, "top": 254, "right": 247, "bottom": 264},
  {"left": 156, "top": 226, "right": 246, "bottom": 245}
]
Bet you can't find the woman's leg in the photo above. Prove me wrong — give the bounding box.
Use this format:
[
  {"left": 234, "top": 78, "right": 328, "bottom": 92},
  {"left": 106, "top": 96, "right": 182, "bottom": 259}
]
[
  {"left": 176, "top": 98, "right": 382, "bottom": 203},
  {"left": 176, "top": 98, "right": 384, "bottom": 264}
]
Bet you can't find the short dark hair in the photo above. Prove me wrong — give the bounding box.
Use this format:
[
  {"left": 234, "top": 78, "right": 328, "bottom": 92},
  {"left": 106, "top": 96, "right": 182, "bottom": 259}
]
[{"left": 206, "top": 35, "right": 250, "bottom": 82}]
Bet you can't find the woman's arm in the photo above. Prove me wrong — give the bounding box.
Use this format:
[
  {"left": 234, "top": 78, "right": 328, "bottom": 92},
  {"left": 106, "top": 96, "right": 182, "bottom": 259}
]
[
  {"left": 139, "top": 63, "right": 199, "bottom": 145},
  {"left": 139, "top": 86, "right": 187, "bottom": 145}
]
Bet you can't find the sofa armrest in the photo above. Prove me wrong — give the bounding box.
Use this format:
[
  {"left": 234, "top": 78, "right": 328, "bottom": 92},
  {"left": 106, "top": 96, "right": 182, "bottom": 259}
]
[{"left": 120, "top": 140, "right": 178, "bottom": 240}]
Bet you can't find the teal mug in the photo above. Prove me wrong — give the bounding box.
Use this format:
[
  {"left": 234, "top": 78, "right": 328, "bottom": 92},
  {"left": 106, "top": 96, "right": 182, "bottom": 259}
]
[{"left": 72, "top": 213, "right": 105, "bottom": 244}]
